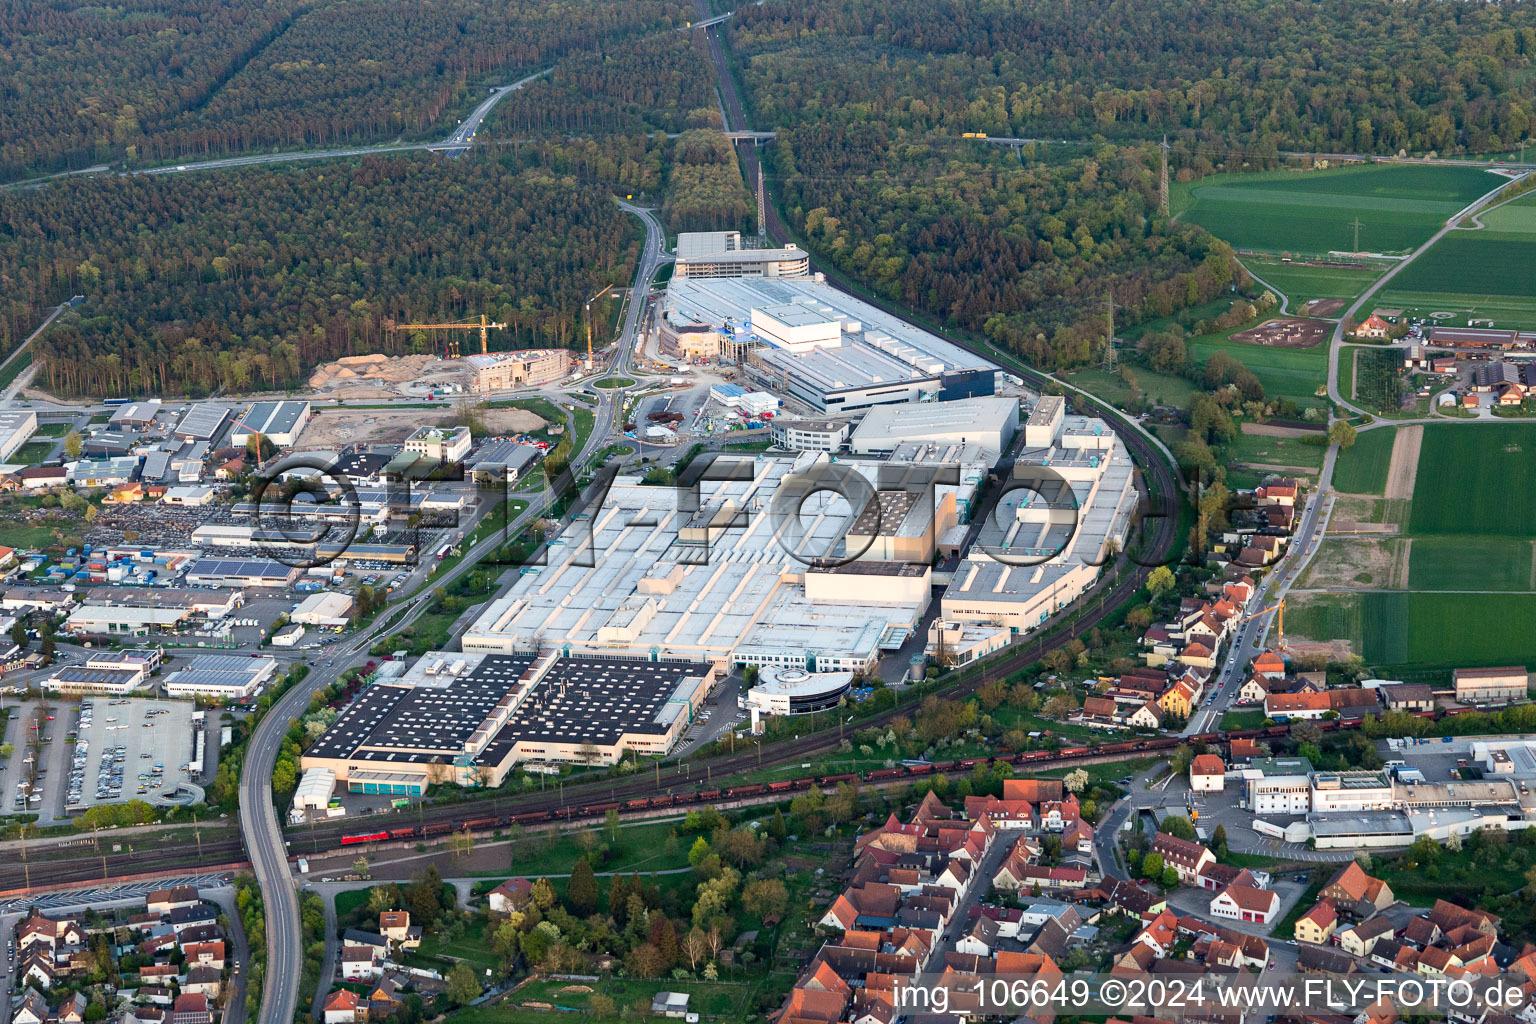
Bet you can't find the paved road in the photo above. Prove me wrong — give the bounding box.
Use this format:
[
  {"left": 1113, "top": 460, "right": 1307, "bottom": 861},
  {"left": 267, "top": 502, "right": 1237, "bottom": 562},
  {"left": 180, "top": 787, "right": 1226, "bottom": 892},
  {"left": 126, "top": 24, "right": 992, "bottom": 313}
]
[
  {"left": 436, "top": 69, "right": 551, "bottom": 151},
  {"left": 0, "top": 296, "right": 81, "bottom": 405}
]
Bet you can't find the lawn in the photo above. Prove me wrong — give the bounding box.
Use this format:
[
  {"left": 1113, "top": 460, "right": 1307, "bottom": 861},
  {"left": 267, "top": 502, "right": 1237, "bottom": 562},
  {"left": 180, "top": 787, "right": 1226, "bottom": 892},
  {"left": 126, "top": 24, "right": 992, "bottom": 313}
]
[
  {"left": 12, "top": 440, "right": 53, "bottom": 464},
  {"left": 1331, "top": 427, "right": 1395, "bottom": 494},
  {"left": 1408, "top": 423, "right": 1536, "bottom": 536},
  {"left": 1242, "top": 260, "right": 1380, "bottom": 309},
  {"left": 0, "top": 523, "right": 63, "bottom": 550},
  {"left": 1407, "top": 536, "right": 1535, "bottom": 591},
  {"left": 1183, "top": 331, "right": 1329, "bottom": 411},
  {"left": 498, "top": 817, "right": 695, "bottom": 879},
  {"left": 1219, "top": 710, "right": 1266, "bottom": 730},
  {"left": 1061, "top": 366, "right": 1201, "bottom": 411},
  {"left": 1175, "top": 164, "right": 1501, "bottom": 256},
  {"left": 1225, "top": 429, "right": 1325, "bottom": 474},
  {"left": 32, "top": 423, "right": 71, "bottom": 437},
  {"left": 454, "top": 978, "right": 761, "bottom": 1023}
]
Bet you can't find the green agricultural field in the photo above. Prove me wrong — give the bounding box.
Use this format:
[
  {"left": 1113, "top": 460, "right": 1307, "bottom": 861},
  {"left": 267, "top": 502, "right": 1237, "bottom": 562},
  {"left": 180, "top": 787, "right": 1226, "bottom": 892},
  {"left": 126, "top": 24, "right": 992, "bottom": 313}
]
[
  {"left": 1363, "top": 591, "right": 1536, "bottom": 670},
  {"left": 1175, "top": 164, "right": 1502, "bottom": 256},
  {"left": 1375, "top": 192, "right": 1536, "bottom": 328},
  {"left": 1184, "top": 332, "right": 1329, "bottom": 410},
  {"left": 1388, "top": 234, "right": 1536, "bottom": 300},
  {"left": 1331, "top": 426, "right": 1394, "bottom": 494},
  {"left": 1408, "top": 423, "right": 1536, "bottom": 536},
  {"left": 1407, "top": 536, "right": 1536, "bottom": 592},
  {"left": 1285, "top": 593, "right": 1364, "bottom": 650},
  {"left": 1242, "top": 260, "right": 1380, "bottom": 309}
]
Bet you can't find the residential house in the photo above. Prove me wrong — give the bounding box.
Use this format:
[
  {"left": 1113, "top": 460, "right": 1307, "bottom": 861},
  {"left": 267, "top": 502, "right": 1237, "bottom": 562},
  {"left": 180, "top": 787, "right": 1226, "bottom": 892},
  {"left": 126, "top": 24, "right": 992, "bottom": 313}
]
[
  {"left": 1252, "top": 651, "right": 1287, "bottom": 680},
  {"left": 147, "top": 886, "right": 202, "bottom": 915},
  {"left": 182, "top": 966, "right": 222, "bottom": 1000},
  {"left": 1340, "top": 916, "right": 1397, "bottom": 957},
  {"left": 379, "top": 911, "right": 420, "bottom": 949},
  {"left": 1189, "top": 754, "right": 1225, "bottom": 792},
  {"left": 1320, "top": 863, "right": 1395, "bottom": 917},
  {"left": 322, "top": 990, "right": 364, "bottom": 1024},
  {"left": 341, "top": 945, "right": 383, "bottom": 982},
  {"left": 170, "top": 994, "right": 212, "bottom": 1024},
  {"left": 1151, "top": 833, "right": 1215, "bottom": 885},
  {"left": 1355, "top": 316, "right": 1392, "bottom": 340},
  {"left": 1126, "top": 701, "right": 1162, "bottom": 729},
  {"left": 12, "top": 989, "right": 47, "bottom": 1024},
  {"left": 955, "top": 916, "right": 999, "bottom": 957},
  {"left": 1295, "top": 901, "right": 1338, "bottom": 945},
  {"left": 487, "top": 878, "right": 533, "bottom": 914}
]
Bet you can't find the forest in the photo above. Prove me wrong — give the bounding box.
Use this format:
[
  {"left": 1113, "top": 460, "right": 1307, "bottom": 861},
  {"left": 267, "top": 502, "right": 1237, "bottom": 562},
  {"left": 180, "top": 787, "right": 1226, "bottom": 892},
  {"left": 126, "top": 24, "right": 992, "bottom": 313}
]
[
  {"left": 768, "top": 126, "right": 1239, "bottom": 369},
  {"left": 0, "top": 0, "right": 691, "bottom": 181},
  {"left": 728, "top": 0, "right": 1536, "bottom": 158},
  {"left": 0, "top": 152, "right": 640, "bottom": 398},
  {"left": 489, "top": 31, "right": 719, "bottom": 137}
]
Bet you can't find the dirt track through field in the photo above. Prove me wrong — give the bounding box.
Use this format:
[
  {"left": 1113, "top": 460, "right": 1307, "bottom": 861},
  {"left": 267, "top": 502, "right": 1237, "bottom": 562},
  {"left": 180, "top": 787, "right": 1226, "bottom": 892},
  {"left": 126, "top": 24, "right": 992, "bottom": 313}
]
[{"left": 1385, "top": 424, "right": 1423, "bottom": 501}]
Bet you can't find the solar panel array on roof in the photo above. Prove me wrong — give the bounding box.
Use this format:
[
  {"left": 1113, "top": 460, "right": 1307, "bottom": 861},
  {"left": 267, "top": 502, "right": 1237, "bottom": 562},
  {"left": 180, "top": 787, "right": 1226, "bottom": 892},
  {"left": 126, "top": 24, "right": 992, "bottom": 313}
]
[{"left": 184, "top": 558, "right": 294, "bottom": 579}]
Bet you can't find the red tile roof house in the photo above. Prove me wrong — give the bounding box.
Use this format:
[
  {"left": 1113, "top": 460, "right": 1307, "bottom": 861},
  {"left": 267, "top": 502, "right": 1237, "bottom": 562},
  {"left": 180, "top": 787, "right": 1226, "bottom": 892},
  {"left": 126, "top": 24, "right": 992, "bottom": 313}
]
[
  {"left": 322, "top": 989, "right": 365, "bottom": 1024},
  {"left": 1210, "top": 883, "right": 1280, "bottom": 925},
  {"left": 1189, "top": 754, "right": 1225, "bottom": 792},
  {"left": 1151, "top": 833, "right": 1215, "bottom": 885},
  {"left": 170, "top": 994, "right": 213, "bottom": 1024}
]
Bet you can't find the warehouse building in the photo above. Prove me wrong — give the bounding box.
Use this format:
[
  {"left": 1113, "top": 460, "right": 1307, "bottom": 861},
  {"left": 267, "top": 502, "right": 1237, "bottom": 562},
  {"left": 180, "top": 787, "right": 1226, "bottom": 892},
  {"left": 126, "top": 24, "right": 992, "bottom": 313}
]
[
  {"left": 65, "top": 589, "right": 241, "bottom": 636},
  {"left": 174, "top": 405, "right": 233, "bottom": 442},
  {"left": 109, "top": 402, "right": 162, "bottom": 429},
  {"left": 231, "top": 401, "right": 312, "bottom": 447},
  {"left": 1453, "top": 666, "right": 1528, "bottom": 704},
  {"left": 0, "top": 411, "right": 38, "bottom": 462},
  {"left": 938, "top": 409, "right": 1136, "bottom": 636},
  {"left": 674, "top": 231, "right": 809, "bottom": 280},
  {"left": 466, "top": 349, "right": 570, "bottom": 393},
  {"left": 849, "top": 396, "right": 1018, "bottom": 457},
  {"left": 462, "top": 453, "right": 932, "bottom": 673},
  {"left": 291, "top": 592, "right": 354, "bottom": 628},
  {"left": 182, "top": 558, "right": 300, "bottom": 588},
  {"left": 302, "top": 651, "right": 714, "bottom": 789},
  {"left": 469, "top": 440, "right": 542, "bottom": 484},
  {"left": 663, "top": 277, "right": 996, "bottom": 413},
  {"left": 165, "top": 654, "right": 278, "bottom": 699}
]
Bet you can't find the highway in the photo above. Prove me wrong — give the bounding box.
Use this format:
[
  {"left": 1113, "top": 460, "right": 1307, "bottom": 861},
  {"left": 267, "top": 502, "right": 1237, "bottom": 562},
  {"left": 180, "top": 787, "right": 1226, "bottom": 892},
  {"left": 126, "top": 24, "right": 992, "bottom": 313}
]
[
  {"left": 433, "top": 68, "right": 552, "bottom": 152},
  {"left": 241, "top": 197, "right": 658, "bottom": 1024}
]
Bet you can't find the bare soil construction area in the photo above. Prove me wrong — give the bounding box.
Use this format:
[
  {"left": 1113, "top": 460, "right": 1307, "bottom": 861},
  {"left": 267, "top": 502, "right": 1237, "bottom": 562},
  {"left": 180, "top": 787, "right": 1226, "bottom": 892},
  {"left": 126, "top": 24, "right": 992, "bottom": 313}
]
[
  {"left": 1304, "top": 298, "right": 1347, "bottom": 318},
  {"left": 1296, "top": 537, "right": 1410, "bottom": 590},
  {"left": 1230, "top": 317, "right": 1331, "bottom": 348},
  {"left": 297, "top": 406, "right": 546, "bottom": 447}
]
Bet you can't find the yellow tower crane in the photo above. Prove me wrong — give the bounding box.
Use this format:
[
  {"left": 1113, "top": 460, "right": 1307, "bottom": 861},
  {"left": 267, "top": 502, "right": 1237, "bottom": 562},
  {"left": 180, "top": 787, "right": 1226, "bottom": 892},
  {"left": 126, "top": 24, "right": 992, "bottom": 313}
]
[
  {"left": 1237, "top": 597, "right": 1287, "bottom": 650},
  {"left": 385, "top": 313, "right": 507, "bottom": 359},
  {"left": 585, "top": 284, "right": 616, "bottom": 369}
]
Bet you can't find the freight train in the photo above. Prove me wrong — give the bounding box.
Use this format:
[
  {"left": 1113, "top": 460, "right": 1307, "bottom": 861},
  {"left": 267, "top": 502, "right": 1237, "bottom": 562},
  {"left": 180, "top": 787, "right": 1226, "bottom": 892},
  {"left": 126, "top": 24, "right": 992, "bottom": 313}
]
[{"left": 337, "top": 707, "right": 1474, "bottom": 847}]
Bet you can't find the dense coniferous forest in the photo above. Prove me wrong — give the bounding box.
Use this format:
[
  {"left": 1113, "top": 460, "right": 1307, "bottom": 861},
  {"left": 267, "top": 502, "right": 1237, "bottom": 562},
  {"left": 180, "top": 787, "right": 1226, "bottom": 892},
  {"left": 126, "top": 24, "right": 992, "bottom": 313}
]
[
  {"left": 0, "top": 0, "right": 691, "bottom": 181},
  {"left": 729, "top": 0, "right": 1536, "bottom": 156},
  {"left": 490, "top": 32, "right": 720, "bottom": 136},
  {"left": 0, "top": 153, "right": 639, "bottom": 397}
]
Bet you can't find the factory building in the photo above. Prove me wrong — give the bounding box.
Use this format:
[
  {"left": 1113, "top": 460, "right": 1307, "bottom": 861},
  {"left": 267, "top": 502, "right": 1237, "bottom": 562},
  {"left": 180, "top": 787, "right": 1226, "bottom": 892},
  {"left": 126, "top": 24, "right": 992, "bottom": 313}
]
[
  {"left": 462, "top": 453, "right": 933, "bottom": 674},
  {"left": 1453, "top": 666, "right": 1528, "bottom": 704},
  {"left": 465, "top": 349, "right": 571, "bottom": 393},
  {"left": 938, "top": 406, "right": 1136, "bottom": 637},
  {"left": 663, "top": 277, "right": 996, "bottom": 413},
  {"left": 769, "top": 418, "right": 851, "bottom": 453},
  {"left": 301, "top": 651, "right": 714, "bottom": 790},
  {"left": 742, "top": 667, "right": 853, "bottom": 716},
  {"left": 174, "top": 405, "right": 233, "bottom": 442},
  {"left": 674, "top": 231, "right": 809, "bottom": 279},
  {"left": 164, "top": 654, "right": 279, "bottom": 699},
  {"left": 231, "top": 401, "right": 312, "bottom": 447},
  {"left": 848, "top": 396, "right": 1018, "bottom": 457},
  {"left": 0, "top": 411, "right": 38, "bottom": 462}
]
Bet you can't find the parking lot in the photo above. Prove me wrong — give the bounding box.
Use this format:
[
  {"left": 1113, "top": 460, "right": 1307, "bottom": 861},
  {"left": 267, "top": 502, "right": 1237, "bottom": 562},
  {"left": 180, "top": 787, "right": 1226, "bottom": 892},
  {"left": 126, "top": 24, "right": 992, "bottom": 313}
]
[{"left": 62, "top": 697, "right": 199, "bottom": 814}]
